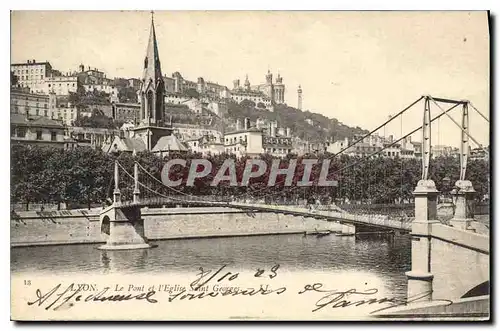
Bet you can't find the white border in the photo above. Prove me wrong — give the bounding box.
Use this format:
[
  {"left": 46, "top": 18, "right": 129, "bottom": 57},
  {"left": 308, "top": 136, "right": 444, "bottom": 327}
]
[{"left": 3, "top": 1, "right": 498, "bottom": 330}]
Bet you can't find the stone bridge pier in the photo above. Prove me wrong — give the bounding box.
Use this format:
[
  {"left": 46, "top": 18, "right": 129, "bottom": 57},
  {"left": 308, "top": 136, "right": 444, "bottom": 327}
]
[
  {"left": 98, "top": 161, "right": 153, "bottom": 250},
  {"left": 394, "top": 178, "right": 489, "bottom": 317},
  {"left": 99, "top": 204, "right": 153, "bottom": 250}
]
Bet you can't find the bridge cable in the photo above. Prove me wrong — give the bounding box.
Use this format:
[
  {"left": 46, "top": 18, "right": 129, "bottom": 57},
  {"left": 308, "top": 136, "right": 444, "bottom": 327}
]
[
  {"left": 126, "top": 100, "right": 461, "bottom": 205},
  {"left": 135, "top": 161, "right": 201, "bottom": 198},
  {"left": 400, "top": 112, "right": 404, "bottom": 203},
  {"left": 468, "top": 101, "right": 490, "bottom": 123},
  {"left": 116, "top": 161, "right": 190, "bottom": 203},
  {"left": 237, "top": 96, "right": 426, "bottom": 199},
  {"left": 135, "top": 161, "right": 231, "bottom": 203},
  {"left": 254, "top": 101, "right": 463, "bottom": 202},
  {"left": 428, "top": 96, "right": 488, "bottom": 153},
  {"left": 329, "top": 96, "right": 424, "bottom": 159},
  {"left": 329, "top": 102, "right": 462, "bottom": 177}
]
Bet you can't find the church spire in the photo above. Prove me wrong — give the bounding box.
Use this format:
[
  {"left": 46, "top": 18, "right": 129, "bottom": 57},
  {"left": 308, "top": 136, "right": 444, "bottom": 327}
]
[
  {"left": 142, "top": 11, "right": 163, "bottom": 91},
  {"left": 140, "top": 11, "right": 165, "bottom": 126}
]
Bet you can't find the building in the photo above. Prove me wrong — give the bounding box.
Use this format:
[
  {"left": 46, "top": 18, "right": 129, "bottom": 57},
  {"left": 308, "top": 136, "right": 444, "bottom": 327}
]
[
  {"left": 128, "top": 78, "right": 142, "bottom": 89},
  {"left": 469, "top": 147, "right": 489, "bottom": 161},
  {"left": 327, "top": 133, "right": 385, "bottom": 158},
  {"left": 76, "top": 64, "right": 119, "bottom": 102},
  {"left": 11, "top": 88, "right": 52, "bottom": 118},
  {"left": 262, "top": 121, "right": 293, "bottom": 158},
  {"left": 326, "top": 133, "right": 420, "bottom": 159},
  {"left": 399, "top": 136, "right": 416, "bottom": 159},
  {"left": 224, "top": 119, "right": 263, "bottom": 158},
  {"left": 11, "top": 88, "right": 81, "bottom": 126},
  {"left": 163, "top": 72, "right": 229, "bottom": 101},
  {"left": 172, "top": 123, "right": 223, "bottom": 142},
  {"left": 151, "top": 135, "right": 189, "bottom": 155},
  {"left": 52, "top": 103, "right": 79, "bottom": 126},
  {"left": 66, "top": 126, "right": 118, "bottom": 149},
  {"left": 11, "top": 59, "right": 53, "bottom": 93},
  {"left": 44, "top": 75, "right": 79, "bottom": 96},
  {"left": 184, "top": 135, "right": 224, "bottom": 156},
  {"left": 165, "top": 92, "right": 190, "bottom": 105},
  {"left": 230, "top": 88, "right": 273, "bottom": 109},
  {"left": 411, "top": 141, "right": 422, "bottom": 158},
  {"left": 247, "top": 70, "right": 286, "bottom": 104},
  {"left": 11, "top": 113, "right": 76, "bottom": 149},
  {"left": 432, "top": 145, "right": 460, "bottom": 158},
  {"left": 112, "top": 102, "right": 140, "bottom": 122}
]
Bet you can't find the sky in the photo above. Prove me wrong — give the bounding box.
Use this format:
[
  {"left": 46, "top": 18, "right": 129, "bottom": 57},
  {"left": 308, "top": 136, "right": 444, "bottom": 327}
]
[{"left": 11, "top": 11, "right": 490, "bottom": 147}]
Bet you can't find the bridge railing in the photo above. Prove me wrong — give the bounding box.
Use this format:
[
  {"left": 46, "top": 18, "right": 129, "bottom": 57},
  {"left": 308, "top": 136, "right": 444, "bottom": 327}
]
[{"left": 116, "top": 195, "right": 412, "bottom": 230}]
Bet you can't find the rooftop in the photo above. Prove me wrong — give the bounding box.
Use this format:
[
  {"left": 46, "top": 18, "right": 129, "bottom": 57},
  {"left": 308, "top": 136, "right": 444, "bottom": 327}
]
[
  {"left": 225, "top": 127, "right": 263, "bottom": 135},
  {"left": 152, "top": 135, "right": 189, "bottom": 152},
  {"left": 11, "top": 114, "right": 64, "bottom": 128}
]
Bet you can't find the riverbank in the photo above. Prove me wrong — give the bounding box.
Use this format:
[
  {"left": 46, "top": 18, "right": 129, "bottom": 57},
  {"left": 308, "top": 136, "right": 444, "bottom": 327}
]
[{"left": 11, "top": 207, "right": 343, "bottom": 247}]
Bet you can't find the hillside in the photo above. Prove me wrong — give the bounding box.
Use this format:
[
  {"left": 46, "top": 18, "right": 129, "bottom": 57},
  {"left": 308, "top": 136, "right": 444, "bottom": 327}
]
[{"left": 226, "top": 100, "right": 368, "bottom": 141}]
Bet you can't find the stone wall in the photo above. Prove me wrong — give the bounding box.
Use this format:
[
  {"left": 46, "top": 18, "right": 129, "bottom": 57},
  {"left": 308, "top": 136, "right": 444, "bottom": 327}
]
[
  {"left": 11, "top": 207, "right": 342, "bottom": 247},
  {"left": 430, "top": 224, "right": 489, "bottom": 300}
]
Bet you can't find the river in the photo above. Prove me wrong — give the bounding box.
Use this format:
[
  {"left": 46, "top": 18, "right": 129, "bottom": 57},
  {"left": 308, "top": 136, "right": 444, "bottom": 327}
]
[{"left": 11, "top": 233, "right": 411, "bottom": 300}]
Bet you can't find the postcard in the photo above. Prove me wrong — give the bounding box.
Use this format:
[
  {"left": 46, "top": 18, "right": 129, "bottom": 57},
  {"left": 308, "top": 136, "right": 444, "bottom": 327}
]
[{"left": 10, "top": 10, "right": 490, "bottom": 321}]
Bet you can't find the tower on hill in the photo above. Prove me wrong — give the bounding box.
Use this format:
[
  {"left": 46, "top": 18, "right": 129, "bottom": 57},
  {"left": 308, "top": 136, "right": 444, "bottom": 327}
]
[{"left": 297, "top": 85, "right": 303, "bottom": 110}]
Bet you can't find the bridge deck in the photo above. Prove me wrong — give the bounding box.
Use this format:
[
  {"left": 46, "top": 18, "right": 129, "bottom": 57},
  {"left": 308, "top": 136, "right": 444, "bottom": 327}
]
[{"left": 109, "top": 198, "right": 412, "bottom": 231}]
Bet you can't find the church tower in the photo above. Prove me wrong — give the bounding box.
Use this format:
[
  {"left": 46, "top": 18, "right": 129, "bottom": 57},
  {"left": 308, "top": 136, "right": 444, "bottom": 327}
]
[
  {"left": 140, "top": 13, "right": 165, "bottom": 126},
  {"left": 132, "top": 12, "right": 172, "bottom": 151},
  {"left": 297, "top": 85, "right": 302, "bottom": 110}
]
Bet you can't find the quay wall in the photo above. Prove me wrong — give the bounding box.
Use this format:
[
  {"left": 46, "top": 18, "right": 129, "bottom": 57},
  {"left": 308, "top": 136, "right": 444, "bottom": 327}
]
[
  {"left": 429, "top": 224, "right": 489, "bottom": 300},
  {"left": 11, "top": 207, "right": 342, "bottom": 247}
]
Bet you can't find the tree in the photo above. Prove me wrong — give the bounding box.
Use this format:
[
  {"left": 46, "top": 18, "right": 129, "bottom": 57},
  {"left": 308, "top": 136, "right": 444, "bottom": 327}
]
[
  {"left": 257, "top": 102, "right": 266, "bottom": 109},
  {"left": 118, "top": 86, "right": 138, "bottom": 103},
  {"left": 73, "top": 109, "right": 118, "bottom": 129}
]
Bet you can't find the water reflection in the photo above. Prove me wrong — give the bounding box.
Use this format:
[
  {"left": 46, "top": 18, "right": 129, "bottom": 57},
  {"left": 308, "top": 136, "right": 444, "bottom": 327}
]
[{"left": 100, "top": 249, "right": 150, "bottom": 274}]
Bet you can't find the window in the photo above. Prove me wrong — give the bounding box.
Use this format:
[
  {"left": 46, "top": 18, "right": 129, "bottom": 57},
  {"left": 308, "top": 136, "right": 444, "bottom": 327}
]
[
  {"left": 40, "top": 75, "right": 43, "bottom": 79},
  {"left": 48, "top": 84, "right": 51, "bottom": 87},
  {"left": 36, "top": 130, "right": 42, "bottom": 140},
  {"left": 44, "top": 104, "right": 47, "bottom": 108},
  {"left": 51, "top": 132, "right": 57, "bottom": 141},
  {"left": 17, "top": 127, "right": 26, "bottom": 138},
  {"left": 36, "top": 109, "right": 39, "bottom": 115},
  {"left": 44, "top": 110, "right": 48, "bottom": 117}
]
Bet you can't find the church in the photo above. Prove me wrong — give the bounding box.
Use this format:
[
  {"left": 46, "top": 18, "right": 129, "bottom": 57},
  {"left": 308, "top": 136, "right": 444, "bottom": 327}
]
[{"left": 103, "top": 14, "right": 187, "bottom": 155}]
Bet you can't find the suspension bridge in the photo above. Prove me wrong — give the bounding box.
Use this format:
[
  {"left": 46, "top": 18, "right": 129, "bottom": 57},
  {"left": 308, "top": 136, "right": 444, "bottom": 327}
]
[
  {"left": 97, "top": 94, "right": 489, "bottom": 315},
  {"left": 98, "top": 94, "right": 488, "bottom": 248}
]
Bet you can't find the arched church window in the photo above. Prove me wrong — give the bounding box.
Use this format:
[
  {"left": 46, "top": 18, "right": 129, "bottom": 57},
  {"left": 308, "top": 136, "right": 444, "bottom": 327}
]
[{"left": 144, "top": 57, "right": 148, "bottom": 69}]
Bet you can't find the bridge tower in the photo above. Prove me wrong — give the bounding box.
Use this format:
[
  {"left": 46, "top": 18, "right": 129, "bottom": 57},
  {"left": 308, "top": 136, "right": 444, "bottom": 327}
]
[
  {"left": 98, "top": 161, "right": 153, "bottom": 250},
  {"left": 405, "top": 96, "right": 481, "bottom": 304}
]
